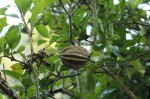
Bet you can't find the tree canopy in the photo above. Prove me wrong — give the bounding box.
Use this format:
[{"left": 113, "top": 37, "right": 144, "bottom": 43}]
[{"left": 0, "top": 0, "right": 150, "bottom": 99}]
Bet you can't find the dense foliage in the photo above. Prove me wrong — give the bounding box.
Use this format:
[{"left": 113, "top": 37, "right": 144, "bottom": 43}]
[{"left": 0, "top": 0, "right": 150, "bottom": 99}]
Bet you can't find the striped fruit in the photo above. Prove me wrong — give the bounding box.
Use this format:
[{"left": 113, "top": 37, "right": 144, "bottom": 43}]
[{"left": 60, "top": 45, "right": 90, "bottom": 69}]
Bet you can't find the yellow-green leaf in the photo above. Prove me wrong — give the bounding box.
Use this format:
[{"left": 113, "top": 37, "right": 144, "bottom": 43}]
[{"left": 10, "top": 63, "right": 24, "bottom": 74}]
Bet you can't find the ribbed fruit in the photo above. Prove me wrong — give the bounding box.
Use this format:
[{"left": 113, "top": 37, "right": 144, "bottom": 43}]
[{"left": 60, "top": 45, "right": 90, "bottom": 69}]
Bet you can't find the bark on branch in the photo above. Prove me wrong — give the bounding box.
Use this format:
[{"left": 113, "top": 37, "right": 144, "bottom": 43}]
[{"left": 102, "top": 67, "right": 137, "bottom": 99}]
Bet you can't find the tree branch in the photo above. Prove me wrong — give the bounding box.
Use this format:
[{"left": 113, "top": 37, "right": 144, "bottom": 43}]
[
  {"left": 0, "top": 73, "right": 20, "bottom": 99},
  {"left": 102, "top": 67, "right": 137, "bottom": 99},
  {"left": 4, "top": 55, "right": 29, "bottom": 66}
]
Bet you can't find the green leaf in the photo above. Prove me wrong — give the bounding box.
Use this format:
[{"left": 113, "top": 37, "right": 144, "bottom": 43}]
[
  {"left": 74, "top": 87, "right": 81, "bottom": 98},
  {"left": 7, "top": 14, "right": 20, "bottom": 18},
  {"left": 57, "top": 33, "right": 69, "bottom": 41},
  {"left": 128, "top": 0, "right": 142, "bottom": 11},
  {"left": 10, "top": 63, "right": 24, "bottom": 74},
  {"left": 20, "top": 53, "right": 26, "bottom": 59},
  {"left": 1, "top": 70, "right": 22, "bottom": 81},
  {"left": 38, "top": 39, "right": 48, "bottom": 46},
  {"left": 144, "top": 76, "right": 150, "bottom": 86},
  {"left": 117, "top": 56, "right": 126, "bottom": 62},
  {"left": 139, "top": 27, "right": 146, "bottom": 36},
  {"left": 138, "top": 9, "right": 146, "bottom": 18},
  {"left": 109, "top": 23, "right": 114, "bottom": 36},
  {"left": 27, "top": 85, "right": 36, "bottom": 98},
  {"left": 92, "top": 45, "right": 105, "bottom": 51},
  {"left": 123, "top": 67, "right": 135, "bottom": 79},
  {"left": 30, "top": 0, "right": 52, "bottom": 24},
  {"left": 5, "top": 26, "right": 21, "bottom": 49},
  {"left": 57, "top": 15, "right": 69, "bottom": 33},
  {"left": 22, "top": 78, "right": 34, "bottom": 89},
  {"left": 110, "top": 34, "right": 121, "bottom": 41},
  {"left": 60, "top": 65, "right": 70, "bottom": 71},
  {"left": 84, "top": 93, "right": 96, "bottom": 99},
  {"left": 36, "top": 24, "right": 49, "bottom": 38},
  {"left": 73, "top": 6, "right": 85, "bottom": 26},
  {"left": 3, "top": 47, "right": 11, "bottom": 56},
  {"left": 98, "top": 18, "right": 104, "bottom": 33},
  {"left": 14, "top": 46, "right": 25, "bottom": 54},
  {"left": 109, "top": 45, "right": 120, "bottom": 56},
  {"left": 0, "top": 93, "right": 3, "bottom": 99},
  {"left": 48, "top": 16, "right": 55, "bottom": 29},
  {"left": 14, "top": 0, "right": 32, "bottom": 15},
  {"left": 0, "top": 7, "right": 7, "bottom": 15},
  {"left": 0, "top": 17, "right": 8, "bottom": 32},
  {"left": 87, "top": 72, "right": 96, "bottom": 93},
  {"left": 39, "top": 64, "right": 47, "bottom": 73},
  {"left": 49, "top": 34, "right": 60, "bottom": 44},
  {"left": 0, "top": 57, "right": 2, "bottom": 64},
  {"left": 0, "top": 36, "right": 6, "bottom": 52},
  {"left": 129, "top": 59, "right": 145, "bottom": 75},
  {"left": 48, "top": 55, "right": 59, "bottom": 63}
]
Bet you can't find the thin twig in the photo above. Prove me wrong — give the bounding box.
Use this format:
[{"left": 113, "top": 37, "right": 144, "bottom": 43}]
[
  {"left": 59, "top": 0, "right": 74, "bottom": 45},
  {"left": 59, "top": 0, "right": 70, "bottom": 16},
  {"left": 93, "top": 0, "right": 97, "bottom": 44},
  {"left": 40, "top": 88, "right": 74, "bottom": 97},
  {"left": 19, "top": 10, "right": 34, "bottom": 53},
  {"left": 53, "top": 88, "right": 74, "bottom": 96},
  {"left": 51, "top": 72, "right": 81, "bottom": 79},
  {"left": 19, "top": 10, "right": 40, "bottom": 99}
]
